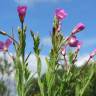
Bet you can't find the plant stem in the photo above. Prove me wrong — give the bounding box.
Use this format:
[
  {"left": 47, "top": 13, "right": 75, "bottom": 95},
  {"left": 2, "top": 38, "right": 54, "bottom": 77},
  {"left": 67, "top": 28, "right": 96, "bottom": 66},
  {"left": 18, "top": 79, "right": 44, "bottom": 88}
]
[
  {"left": 21, "top": 22, "right": 25, "bottom": 96},
  {"left": 21, "top": 22, "right": 25, "bottom": 63},
  {"left": 64, "top": 55, "right": 68, "bottom": 70},
  {"left": 72, "top": 49, "right": 79, "bottom": 64},
  {"left": 80, "top": 66, "right": 94, "bottom": 96}
]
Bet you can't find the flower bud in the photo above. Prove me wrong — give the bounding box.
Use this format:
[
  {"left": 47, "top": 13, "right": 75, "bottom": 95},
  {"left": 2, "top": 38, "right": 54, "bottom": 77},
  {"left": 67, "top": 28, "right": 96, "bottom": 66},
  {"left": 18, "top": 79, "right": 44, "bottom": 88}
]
[
  {"left": 71, "top": 23, "right": 85, "bottom": 35},
  {"left": 3, "top": 46, "right": 8, "bottom": 52},
  {"left": 89, "top": 49, "right": 96, "bottom": 58},
  {"left": 17, "top": 6, "right": 27, "bottom": 23},
  {"left": 18, "top": 27, "right": 22, "bottom": 33},
  {"left": 75, "top": 42, "right": 82, "bottom": 54},
  {"left": 24, "top": 25, "right": 27, "bottom": 32},
  {"left": 61, "top": 47, "right": 66, "bottom": 56},
  {"left": 0, "top": 30, "right": 7, "bottom": 35},
  {"left": 77, "top": 42, "right": 82, "bottom": 50}
]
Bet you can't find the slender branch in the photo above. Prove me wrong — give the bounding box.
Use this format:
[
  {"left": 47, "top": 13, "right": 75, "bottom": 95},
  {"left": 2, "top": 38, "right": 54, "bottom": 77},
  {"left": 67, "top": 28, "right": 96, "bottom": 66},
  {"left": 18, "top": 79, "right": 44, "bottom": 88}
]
[{"left": 0, "top": 30, "right": 18, "bottom": 44}]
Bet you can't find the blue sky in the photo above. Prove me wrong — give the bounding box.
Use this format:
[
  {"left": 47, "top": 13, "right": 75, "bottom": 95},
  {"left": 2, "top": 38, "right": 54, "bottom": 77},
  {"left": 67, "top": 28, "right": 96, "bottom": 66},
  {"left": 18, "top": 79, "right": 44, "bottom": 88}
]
[{"left": 0, "top": 0, "right": 96, "bottom": 56}]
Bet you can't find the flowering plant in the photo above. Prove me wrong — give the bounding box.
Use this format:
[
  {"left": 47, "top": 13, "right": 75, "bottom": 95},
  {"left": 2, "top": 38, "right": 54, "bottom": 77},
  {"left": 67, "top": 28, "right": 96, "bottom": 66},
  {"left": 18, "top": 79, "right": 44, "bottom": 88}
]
[{"left": 0, "top": 6, "right": 96, "bottom": 96}]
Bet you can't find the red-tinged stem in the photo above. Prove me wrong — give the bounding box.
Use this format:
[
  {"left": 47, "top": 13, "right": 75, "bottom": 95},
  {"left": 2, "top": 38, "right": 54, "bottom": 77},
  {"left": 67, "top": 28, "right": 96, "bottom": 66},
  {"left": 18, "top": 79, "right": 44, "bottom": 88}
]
[
  {"left": 63, "top": 54, "right": 68, "bottom": 69},
  {"left": 72, "top": 49, "right": 79, "bottom": 64},
  {"left": 86, "top": 57, "right": 91, "bottom": 64}
]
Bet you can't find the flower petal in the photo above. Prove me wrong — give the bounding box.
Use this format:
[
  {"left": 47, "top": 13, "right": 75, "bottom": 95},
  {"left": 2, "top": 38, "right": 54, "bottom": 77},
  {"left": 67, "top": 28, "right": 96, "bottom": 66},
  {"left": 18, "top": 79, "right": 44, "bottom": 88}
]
[
  {"left": 0, "top": 41, "right": 4, "bottom": 49},
  {"left": 5, "top": 38, "right": 12, "bottom": 48}
]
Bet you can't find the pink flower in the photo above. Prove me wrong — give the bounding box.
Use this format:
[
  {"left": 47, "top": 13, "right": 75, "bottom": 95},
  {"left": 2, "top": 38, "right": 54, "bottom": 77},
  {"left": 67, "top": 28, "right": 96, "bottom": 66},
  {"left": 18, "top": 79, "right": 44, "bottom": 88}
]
[
  {"left": 61, "top": 47, "right": 66, "bottom": 56},
  {"left": 17, "top": 6, "right": 27, "bottom": 23},
  {"left": 0, "top": 38, "right": 12, "bottom": 52},
  {"left": 89, "top": 49, "right": 96, "bottom": 58},
  {"left": 68, "top": 36, "right": 80, "bottom": 47},
  {"left": 55, "top": 8, "right": 68, "bottom": 20},
  {"left": 71, "top": 23, "right": 85, "bottom": 35}
]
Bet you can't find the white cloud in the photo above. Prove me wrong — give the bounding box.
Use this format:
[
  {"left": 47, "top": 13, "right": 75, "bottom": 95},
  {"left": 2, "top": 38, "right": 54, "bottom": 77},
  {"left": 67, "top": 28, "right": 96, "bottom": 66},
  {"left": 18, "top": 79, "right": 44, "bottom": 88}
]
[
  {"left": 0, "top": 51, "right": 91, "bottom": 75},
  {"left": 28, "top": 54, "right": 47, "bottom": 74},
  {"left": 41, "top": 37, "right": 51, "bottom": 47},
  {"left": 0, "top": 52, "right": 47, "bottom": 74},
  {"left": 76, "top": 55, "right": 90, "bottom": 67}
]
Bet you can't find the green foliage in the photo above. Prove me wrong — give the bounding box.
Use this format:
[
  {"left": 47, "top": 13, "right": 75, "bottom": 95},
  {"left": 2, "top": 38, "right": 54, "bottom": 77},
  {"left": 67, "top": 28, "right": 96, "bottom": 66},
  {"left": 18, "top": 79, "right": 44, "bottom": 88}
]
[{"left": 0, "top": 80, "right": 7, "bottom": 96}]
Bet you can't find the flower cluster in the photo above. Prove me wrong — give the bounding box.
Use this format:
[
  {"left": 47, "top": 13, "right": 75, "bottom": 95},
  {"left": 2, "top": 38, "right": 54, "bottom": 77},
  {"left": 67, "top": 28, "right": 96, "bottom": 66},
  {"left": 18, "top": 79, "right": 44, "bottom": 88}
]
[{"left": 55, "top": 9, "right": 96, "bottom": 65}]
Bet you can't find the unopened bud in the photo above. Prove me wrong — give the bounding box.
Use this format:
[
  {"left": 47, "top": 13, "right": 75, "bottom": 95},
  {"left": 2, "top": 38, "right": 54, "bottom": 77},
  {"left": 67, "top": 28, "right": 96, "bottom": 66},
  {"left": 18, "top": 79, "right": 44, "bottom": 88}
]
[
  {"left": 18, "top": 27, "right": 22, "bottom": 33},
  {"left": 71, "top": 23, "right": 85, "bottom": 35},
  {"left": 89, "top": 49, "right": 96, "bottom": 58},
  {"left": 3, "top": 46, "right": 8, "bottom": 52},
  {"left": 24, "top": 25, "right": 27, "bottom": 32},
  {"left": 61, "top": 47, "right": 66, "bottom": 56},
  {"left": 76, "top": 42, "right": 82, "bottom": 51},
  {"left": 0, "top": 30, "right": 7, "bottom": 35}
]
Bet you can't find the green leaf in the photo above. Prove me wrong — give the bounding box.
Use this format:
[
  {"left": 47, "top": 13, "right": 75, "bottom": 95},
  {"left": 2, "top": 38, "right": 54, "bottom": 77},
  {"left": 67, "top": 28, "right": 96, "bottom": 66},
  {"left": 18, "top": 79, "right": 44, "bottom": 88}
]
[{"left": 68, "top": 51, "right": 74, "bottom": 64}]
